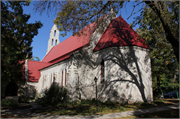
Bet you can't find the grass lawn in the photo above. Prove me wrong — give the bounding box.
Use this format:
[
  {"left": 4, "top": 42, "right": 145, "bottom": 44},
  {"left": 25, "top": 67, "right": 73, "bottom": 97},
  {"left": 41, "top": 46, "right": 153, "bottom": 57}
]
[
  {"left": 120, "top": 109, "right": 179, "bottom": 118},
  {"left": 33, "top": 99, "right": 179, "bottom": 116}
]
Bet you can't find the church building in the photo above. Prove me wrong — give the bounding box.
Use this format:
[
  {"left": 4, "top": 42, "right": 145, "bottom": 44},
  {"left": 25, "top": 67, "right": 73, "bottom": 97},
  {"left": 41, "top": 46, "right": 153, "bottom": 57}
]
[{"left": 24, "top": 11, "right": 153, "bottom": 103}]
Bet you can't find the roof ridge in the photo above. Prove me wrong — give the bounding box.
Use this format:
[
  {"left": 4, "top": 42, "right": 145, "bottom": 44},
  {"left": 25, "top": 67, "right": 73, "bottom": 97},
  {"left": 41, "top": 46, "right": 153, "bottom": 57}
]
[
  {"left": 42, "top": 22, "right": 96, "bottom": 63},
  {"left": 93, "top": 15, "right": 150, "bottom": 52},
  {"left": 41, "top": 46, "right": 55, "bottom": 62}
]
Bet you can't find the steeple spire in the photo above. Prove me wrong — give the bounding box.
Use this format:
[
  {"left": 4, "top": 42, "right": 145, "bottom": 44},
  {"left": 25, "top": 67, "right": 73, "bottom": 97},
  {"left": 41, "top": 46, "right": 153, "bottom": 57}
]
[
  {"left": 46, "top": 24, "right": 60, "bottom": 54},
  {"left": 110, "top": 2, "right": 113, "bottom": 13}
]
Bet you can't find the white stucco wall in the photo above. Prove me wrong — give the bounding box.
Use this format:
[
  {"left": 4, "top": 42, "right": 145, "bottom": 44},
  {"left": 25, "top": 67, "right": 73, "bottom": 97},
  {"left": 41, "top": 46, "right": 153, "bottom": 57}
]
[
  {"left": 27, "top": 59, "right": 71, "bottom": 95},
  {"left": 27, "top": 45, "right": 152, "bottom": 103},
  {"left": 68, "top": 45, "right": 153, "bottom": 103}
]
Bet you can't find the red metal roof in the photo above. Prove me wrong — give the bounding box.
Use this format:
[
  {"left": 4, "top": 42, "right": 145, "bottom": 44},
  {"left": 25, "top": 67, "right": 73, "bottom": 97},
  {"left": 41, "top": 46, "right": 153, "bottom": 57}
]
[
  {"left": 28, "top": 60, "right": 52, "bottom": 82},
  {"left": 27, "top": 22, "right": 96, "bottom": 82},
  {"left": 27, "top": 15, "right": 150, "bottom": 82},
  {"left": 42, "top": 22, "right": 96, "bottom": 63},
  {"left": 93, "top": 15, "right": 150, "bottom": 52}
]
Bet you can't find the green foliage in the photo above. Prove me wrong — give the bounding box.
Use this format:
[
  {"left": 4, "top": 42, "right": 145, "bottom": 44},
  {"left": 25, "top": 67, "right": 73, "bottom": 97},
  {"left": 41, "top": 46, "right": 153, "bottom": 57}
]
[
  {"left": 1, "top": 99, "right": 19, "bottom": 107},
  {"left": 34, "top": 1, "right": 179, "bottom": 63},
  {"left": 80, "top": 99, "right": 96, "bottom": 105},
  {"left": 18, "top": 95, "right": 30, "bottom": 103},
  {"left": 135, "top": 4, "right": 179, "bottom": 97},
  {"left": 35, "top": 93, "right": 42, "bottom": 102},
  {"left": 135, "top": 1, "right": 179, "bottom": 63},
  {"left": 34, "top": 1, "right": 124, "bottom": 37},
  {"left": 1, "top": 1, "right": 43, "bottom": 82},
  {"left": 152, "top": 73, "right": 179, "bottom": 99},
  {"left": 33, "top": 99, "right": 177, "bottom": 116},
  {"left": 29, "top": 56, "right": 40, "bottom": 61},
  {"left": 42, "top": 84, "right": 69, "bottom": 106}
]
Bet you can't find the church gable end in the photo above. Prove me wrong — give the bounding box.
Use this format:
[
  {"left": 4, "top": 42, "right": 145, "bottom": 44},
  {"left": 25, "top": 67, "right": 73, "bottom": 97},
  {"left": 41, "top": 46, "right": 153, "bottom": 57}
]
[{"left": 24, "top": 12, "right": 152, "bottom": 103}]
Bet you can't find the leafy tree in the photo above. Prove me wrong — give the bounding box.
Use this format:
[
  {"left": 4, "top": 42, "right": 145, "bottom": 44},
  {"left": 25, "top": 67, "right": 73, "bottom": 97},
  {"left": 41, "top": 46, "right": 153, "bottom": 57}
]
[
  {"left": 135, "top": 6, "right": 179, "bottom": 97},
  {"left": 34, "top": 1, "right": 179, "bottom": 63},
  {"left": 1, "top": 1, "right": 43, "bottom": 82},
  {"left": 143, "top": 1, "right": 179, "bottom": 63},
  {"left": 152, "top": 73, "right": 179, "bottom": 97}
]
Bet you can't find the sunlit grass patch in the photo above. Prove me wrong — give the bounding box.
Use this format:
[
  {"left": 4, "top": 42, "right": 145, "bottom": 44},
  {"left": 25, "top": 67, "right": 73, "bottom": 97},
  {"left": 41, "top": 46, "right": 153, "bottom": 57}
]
[{"left": 33, "top": 99, "right": 179, "bottom": 116}]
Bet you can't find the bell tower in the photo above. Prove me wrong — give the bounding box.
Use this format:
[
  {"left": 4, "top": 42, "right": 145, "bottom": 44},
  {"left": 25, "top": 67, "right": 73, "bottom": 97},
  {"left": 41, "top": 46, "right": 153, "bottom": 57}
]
[{"left": 46, "top": 24, "right": 60, "bottom": 54}]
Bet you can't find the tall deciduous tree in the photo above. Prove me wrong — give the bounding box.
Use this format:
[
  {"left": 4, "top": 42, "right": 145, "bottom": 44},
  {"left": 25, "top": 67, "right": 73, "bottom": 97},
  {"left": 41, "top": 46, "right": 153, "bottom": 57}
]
[
  {"left": 135, "top": 6, "right": 179, "bottom": 97},
  {"left": 34, "top": 1, "right": 179, "bottom": 63},
  {"left": 1, "top": 1, "right": 43, "bottom": 82},
  {"left": 143, "top": 1, "right": 179, "bottom": 63}
]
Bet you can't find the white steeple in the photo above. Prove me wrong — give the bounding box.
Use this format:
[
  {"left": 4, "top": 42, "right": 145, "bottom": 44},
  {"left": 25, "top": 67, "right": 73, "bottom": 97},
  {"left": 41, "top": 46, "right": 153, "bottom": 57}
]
[{"left": 46, "top": 24, "right": 60, "bottom": 54}]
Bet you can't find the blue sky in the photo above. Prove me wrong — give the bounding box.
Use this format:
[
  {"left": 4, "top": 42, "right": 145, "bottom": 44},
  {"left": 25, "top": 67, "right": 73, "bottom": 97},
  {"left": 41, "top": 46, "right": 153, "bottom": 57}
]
[{"left": 23, "top": 1, "right": 142, "bottom": 61}]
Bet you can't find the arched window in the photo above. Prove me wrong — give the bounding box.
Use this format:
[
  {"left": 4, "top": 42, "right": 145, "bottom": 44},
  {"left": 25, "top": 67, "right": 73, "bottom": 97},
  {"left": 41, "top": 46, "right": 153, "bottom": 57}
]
[
  {"left": 101, "top": 59, "right": 105, "bottom": 83},
  {"left": 55, "top": 40, "right": 57, "bottom": 46},
  {"left": 51, "top": 39, "right": 54, "bottom": 46},
  {"left": 5, "top": 82, "right": 18, "bottom": 96},
  {"left": 65, "top": 69, "right": 67, "bottom": 85},
  {"left": 54, "top": 30, "right": 56, "bottom": 36}
]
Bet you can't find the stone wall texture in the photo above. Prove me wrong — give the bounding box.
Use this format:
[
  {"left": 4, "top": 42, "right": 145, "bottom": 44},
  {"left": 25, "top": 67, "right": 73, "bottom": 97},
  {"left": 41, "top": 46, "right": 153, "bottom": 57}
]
[{"left": 27, "top": 45, "right": 153, "bottom": 103}]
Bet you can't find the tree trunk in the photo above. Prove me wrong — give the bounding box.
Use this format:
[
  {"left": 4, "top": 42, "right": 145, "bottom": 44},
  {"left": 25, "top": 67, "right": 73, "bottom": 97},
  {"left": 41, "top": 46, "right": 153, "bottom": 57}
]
[
  {"left": 145, "top": 1, "right": 179, "bottom": 63},
  {"left": 157, "top": 76, "right": 161, "bottom": 98}
]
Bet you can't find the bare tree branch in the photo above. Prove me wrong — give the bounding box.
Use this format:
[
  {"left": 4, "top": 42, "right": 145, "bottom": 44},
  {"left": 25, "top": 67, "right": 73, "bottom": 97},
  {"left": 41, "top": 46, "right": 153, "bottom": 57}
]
[{"left": 127, "top": 1, "right": 144, "bottom": 19}]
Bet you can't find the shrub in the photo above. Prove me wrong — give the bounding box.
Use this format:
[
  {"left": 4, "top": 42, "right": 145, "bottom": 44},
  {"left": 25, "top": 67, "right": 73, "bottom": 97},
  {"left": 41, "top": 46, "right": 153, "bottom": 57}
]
[
  {"left": 80, "top": 99, "right": 95, "bottom": 105},
  {"left": 1, "top": 99, "right": 19, "bottom": 107},
  {"left": 42, "top": 84, "right": 69, "bottom": 106},
  {"left": 34, "top": 93, "right": 42, "bottom": 102},
  {"left": 18, "top": 95, "right": 30, "bottom": 103}
]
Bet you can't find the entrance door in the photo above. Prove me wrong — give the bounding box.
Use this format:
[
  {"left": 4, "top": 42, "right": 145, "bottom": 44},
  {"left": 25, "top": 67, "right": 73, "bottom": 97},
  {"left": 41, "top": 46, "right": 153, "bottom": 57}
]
[{"left": 5, "top": 82, "right": 18, "bottom": 96}]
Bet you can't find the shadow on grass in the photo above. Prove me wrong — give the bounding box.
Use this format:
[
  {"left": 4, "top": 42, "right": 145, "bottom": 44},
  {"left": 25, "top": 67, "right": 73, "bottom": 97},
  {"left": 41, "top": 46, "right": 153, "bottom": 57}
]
[
  {"left": 122, "top": 109, "right": 179, "bottom": 118},
  {"left": 32, "top": 104, "right": 96, "bottom": 115},
  {"left": 32, "top": 99, "right": 179, "bottom": 116}
]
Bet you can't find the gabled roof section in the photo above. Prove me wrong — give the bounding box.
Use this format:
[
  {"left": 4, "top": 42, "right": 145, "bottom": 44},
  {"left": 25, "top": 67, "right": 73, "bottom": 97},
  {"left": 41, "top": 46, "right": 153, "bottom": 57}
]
[
  {"left": 93, "top": 15, "right": 150, "bottom": 52},
  {"left": 28, "top": 60, "right": 53, "bottom": 82},
  {"left": 42, "top": 22, "right": 96, "bottom": 63}
]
